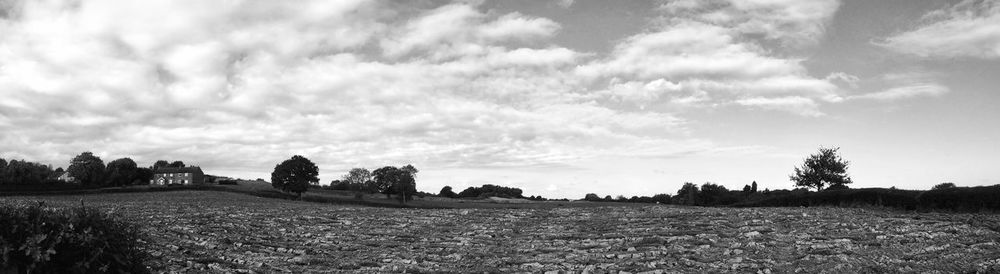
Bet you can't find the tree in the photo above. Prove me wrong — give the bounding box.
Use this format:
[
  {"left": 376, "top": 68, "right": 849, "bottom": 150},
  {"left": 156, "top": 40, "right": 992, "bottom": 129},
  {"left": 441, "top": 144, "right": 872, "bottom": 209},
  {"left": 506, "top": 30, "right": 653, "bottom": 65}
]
[
  {"left": 153, "top": 160, "right": 170, "bottom": 170},
  {"left": 676, "top": 182, "right": 699, "bottom": 205},
  {"left": 439, "top": 186, "right": 457, "bottom": 198},
  {"left": 401, "top": 164, "right": 418, "bottom": 178},
  {"left": 270, "top": 155, "right": 319, "bottom": 198},
  {"left": 106, "top": 158, "right": 139, "bottom": 187},
  {"left": 790, "top": 147, "right": 853, "bottom": 191},
  {"left": 0, "top": 159, "right": 55, "bottom": 185},
  {"left": 0, "top": 158, "right": 7, "bottom": 170},
  {"left": 168, "top": 161, "right": 185, "bottom": 168},
  {"left": 68, "top": 152, "right": 105, "bottom": 187},
  {"left": 751, "top": 181, "right": 758, "bottom": 193},
  {"left": 135, "top": 167, "right": 154, "bottom": 185},
  {"left": 342, "top": 168, "right": 372, "bottom": 191},
  {"left": 372, "top": 166, "right": 417, "bottom": 203},
  {"left": 932, "top": 182, "right": 956, "bottom": 190}
]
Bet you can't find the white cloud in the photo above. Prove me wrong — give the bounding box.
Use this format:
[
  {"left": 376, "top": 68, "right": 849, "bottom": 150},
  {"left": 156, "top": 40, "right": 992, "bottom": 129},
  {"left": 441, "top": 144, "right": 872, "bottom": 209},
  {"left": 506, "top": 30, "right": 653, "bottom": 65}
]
[
  {"left": 581, "top": 1, "right": 845, "bottom": 116},
  {"left": 881, "top": 0, "right": 1000, "bottom": 59},
  {"left": 853, "top": 84, "right": 949, "bottom": 101},
  {"left": 850, "top": 71, "right": 951, "bottom": 101},
  {"left": 660, "top": 0, "right": 840, "bottom": 48},
  {"left": 736, "top": 96, "right": 823, "bottom": 117}
]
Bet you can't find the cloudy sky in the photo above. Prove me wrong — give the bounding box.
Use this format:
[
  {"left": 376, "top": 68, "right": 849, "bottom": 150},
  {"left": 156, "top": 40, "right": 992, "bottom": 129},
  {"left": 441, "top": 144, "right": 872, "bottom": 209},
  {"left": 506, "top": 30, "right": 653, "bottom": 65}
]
[{"left": 2, "top": 0, "right": 998, "bottom": 198}]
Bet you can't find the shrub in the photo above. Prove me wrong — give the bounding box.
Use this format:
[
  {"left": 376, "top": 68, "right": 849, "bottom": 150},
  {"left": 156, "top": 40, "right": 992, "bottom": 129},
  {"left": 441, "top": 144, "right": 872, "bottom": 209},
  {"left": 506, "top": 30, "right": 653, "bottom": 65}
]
[
  {"left": 737, "top": 188, "right": 921, "bottom": 209},
  {"left": 917, "top": 185, "right": 1000, "bottom": 212},
  {"left": 0, "top": 203, "right": 148, "bottom": 273}
]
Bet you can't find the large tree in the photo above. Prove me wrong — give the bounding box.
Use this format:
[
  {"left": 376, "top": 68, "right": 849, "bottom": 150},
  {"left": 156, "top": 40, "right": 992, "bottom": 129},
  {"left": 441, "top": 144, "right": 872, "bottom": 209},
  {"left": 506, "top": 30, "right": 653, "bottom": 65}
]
[
  {"left": 372, "top": 166, "right": 417, "bottom": 203},
  {"left": 790, "top": 147, "right": 853, "bottom": 191},
  {"left": 271, "top": 155, "right": 318, "bottom": 198},
  {"left": 168, "top": 161, "right": 186, "bottom": 168},
  {"left": 135, "top": 167, "right": 154, "bottom": 185},
  {"left": 68, "top": 152, "right": 105, "bottom": 187},
  {"left": 675, "top": 182, "right": 699, "bottom": 206},
  {"left": 341, "top": 168, "right": 372, "bottom": 191},
  {"left": 106, "top": 158, "right": 139, "bottom": 187}
]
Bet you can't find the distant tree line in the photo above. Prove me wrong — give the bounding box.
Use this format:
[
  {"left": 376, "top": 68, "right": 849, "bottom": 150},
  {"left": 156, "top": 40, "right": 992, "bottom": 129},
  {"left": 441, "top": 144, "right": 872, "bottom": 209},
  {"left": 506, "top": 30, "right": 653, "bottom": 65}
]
[
  {"left": 0, "top": 152, "right": 166, "bottom": 189},
  {"left": 582, "top": 193, "right": 672, "bottom": 204},
  {"left": 314, "top": 164, "right": 420, "bottom": 203}
]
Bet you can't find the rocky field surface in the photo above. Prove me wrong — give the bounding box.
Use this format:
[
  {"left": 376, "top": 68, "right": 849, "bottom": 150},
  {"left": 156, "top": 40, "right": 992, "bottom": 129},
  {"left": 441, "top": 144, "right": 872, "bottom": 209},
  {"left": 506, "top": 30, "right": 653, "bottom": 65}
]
[{"left": 5, "top": 191, "right": 1000, "bottom": 273}]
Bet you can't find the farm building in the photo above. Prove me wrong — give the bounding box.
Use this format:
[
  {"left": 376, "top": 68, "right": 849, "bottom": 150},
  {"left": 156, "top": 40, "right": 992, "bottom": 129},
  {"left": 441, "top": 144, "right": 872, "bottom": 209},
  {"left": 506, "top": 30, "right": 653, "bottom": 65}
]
[
  {"left": 152, "top": 167, "right": 205, "bottom": 185},
  {"left": 56, "top": 172, "right": 75, "bottom": 183}
]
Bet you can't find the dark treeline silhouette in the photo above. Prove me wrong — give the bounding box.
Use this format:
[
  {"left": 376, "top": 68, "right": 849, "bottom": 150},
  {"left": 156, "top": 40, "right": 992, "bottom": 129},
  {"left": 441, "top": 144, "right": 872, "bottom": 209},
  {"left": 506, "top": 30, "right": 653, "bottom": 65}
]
[
  {"left": 582, "top": 193, "right": 672, "bottom": 204},
  {"left": 456, "top": 184, "right": 524, "bottom": 198},
  {"left": 0, "top": 158, "right": 60, "bottom": 186},
  {"left": 322, "top": 164, "right": 419, "bottom": 203},
  {"left": 0, "top": 153, "right": 189, "bottom": 191}
]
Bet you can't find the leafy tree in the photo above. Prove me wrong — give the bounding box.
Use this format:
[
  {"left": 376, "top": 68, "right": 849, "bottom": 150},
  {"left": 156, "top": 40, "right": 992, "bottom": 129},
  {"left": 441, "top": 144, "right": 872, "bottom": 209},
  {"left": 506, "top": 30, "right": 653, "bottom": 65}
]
[
  {"left": 439, "top": 186, "right": 457, "bottom": 198},
  {"left": 372, "top": 166, "right": 417, "bottom": 202},
  {"left": 54, "top": 167, "right": 64, "bottom": 173},
  {"left": 106, "top": 158, "right": 139, "bottom": 187},
  {"left": 676, "top": 182, "right": 699, "bottom": 205},
  {"left": 342, "top": 168, "right": 372, "bottom": 191},
  {"left": 168, "top": 161, "right": 185, "bottom": 168},
  {"left": 68, "top": 152, "right": 105, "bottom": 187},
  {"left": 699, "top": 182, "right": 734, "bottom": 206},
  {"left": 0, "top": 158, "right": 7, "bottom": 169},
  {"left": 152, "top": 160, "right": 170, "bottom": 169},
  {"left": 371, "top": 166, "right": 397, "bottom": 198},
  {"left": 932, "top": 182, "right": 956, "bottom": 190},
  {"left": 401, "top": 164, "right": 419, "bottom": 177},
  {"left": 751, "top": 181, "right": 758, "bottom": 193},
  {"left": 790, "top": 147, "right": 853, "bottom": 191},
  {"left": 135, "top": 167, "right": 154, "bottom": 185},
  {"left": 270, "top": 155, "right": 319, "bottom": 198}
]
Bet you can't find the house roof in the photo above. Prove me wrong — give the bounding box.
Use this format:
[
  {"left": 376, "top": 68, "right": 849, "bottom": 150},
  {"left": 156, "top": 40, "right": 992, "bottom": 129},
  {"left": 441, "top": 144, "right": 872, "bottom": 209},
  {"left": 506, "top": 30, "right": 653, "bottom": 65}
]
[{"left": 153, "top": 166, "right": 204, "bottom": 174}]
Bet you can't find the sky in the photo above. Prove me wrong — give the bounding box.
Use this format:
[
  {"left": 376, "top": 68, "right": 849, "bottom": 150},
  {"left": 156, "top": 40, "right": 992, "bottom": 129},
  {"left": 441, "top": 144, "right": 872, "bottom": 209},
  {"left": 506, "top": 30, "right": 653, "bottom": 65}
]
[{"left": 1, "top": 0, "right": 999, "bottom": 198}]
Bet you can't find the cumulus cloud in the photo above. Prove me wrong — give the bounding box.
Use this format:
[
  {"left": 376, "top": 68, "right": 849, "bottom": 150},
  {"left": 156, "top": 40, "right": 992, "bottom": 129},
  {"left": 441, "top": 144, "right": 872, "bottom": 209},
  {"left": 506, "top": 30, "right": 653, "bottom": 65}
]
[
  {"left": 880, "top": 0, "right": 1000, "bottom": 59},
  {"left": 581, "top": 0, "right": 845, "bottom": 116},
  {"left": 0, "top": 0, "right": 698, "bottom": 186}
]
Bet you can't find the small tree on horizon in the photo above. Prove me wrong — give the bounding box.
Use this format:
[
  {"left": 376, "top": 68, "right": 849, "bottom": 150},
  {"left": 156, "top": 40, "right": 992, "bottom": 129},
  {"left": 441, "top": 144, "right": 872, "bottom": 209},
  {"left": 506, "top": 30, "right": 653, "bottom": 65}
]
[
  {"left": 271, "top": 155, "right": 319, "bottom": 198},
  {"left": 790, "top": 147, "right": 853, "bottom": 191}
]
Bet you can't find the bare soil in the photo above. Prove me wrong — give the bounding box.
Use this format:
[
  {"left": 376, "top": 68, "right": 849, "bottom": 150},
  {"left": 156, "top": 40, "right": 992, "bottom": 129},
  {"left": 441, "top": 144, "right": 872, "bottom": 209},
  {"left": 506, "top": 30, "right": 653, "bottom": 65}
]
[{"left": 4, "top": 191, "right": 999, "bottom": 273}]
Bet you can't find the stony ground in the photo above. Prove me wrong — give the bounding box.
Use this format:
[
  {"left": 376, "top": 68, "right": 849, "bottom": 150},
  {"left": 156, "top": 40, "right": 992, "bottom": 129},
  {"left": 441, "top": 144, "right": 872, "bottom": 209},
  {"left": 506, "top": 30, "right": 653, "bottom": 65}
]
[{"left": 5, "top": 191, "right": 1000, "bottom": 273}]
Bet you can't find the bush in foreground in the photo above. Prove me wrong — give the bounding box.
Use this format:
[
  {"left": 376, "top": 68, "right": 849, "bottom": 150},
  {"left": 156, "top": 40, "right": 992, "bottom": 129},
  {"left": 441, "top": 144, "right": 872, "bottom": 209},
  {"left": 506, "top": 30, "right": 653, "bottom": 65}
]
[{"left": 0, "top": 203, "right": 148, "bottom": 273}]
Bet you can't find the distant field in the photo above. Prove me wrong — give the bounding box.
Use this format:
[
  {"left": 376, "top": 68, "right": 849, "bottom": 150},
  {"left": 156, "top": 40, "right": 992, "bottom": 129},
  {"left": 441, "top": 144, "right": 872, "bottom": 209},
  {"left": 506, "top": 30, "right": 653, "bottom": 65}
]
[{"left": 3, "top": 191, "right": 999, "bottom": 273}]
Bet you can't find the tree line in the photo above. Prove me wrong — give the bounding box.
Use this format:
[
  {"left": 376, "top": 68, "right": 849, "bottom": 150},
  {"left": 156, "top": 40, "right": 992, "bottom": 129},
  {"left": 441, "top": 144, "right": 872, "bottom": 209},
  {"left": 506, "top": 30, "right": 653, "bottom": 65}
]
[
  {"left": 271, "top": 156, "right": 420, "bottom": 203},
  {"left": 1, "top": 152, "right": 196, "bottom": 189}
]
